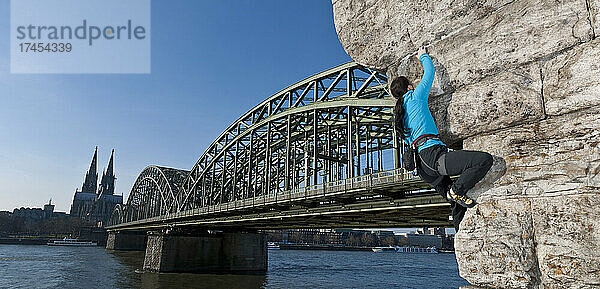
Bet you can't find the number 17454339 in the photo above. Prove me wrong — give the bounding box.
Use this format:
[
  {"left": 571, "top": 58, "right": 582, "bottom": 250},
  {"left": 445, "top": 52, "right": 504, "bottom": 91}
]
[{"left": 19, "top": 42, "right": 72, "bottom": 53}]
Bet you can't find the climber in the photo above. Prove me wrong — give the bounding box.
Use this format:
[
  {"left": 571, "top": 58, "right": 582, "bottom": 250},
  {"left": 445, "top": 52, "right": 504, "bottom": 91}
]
[{"left": 391, "top": 46, "right": 493, "bottom": 231}]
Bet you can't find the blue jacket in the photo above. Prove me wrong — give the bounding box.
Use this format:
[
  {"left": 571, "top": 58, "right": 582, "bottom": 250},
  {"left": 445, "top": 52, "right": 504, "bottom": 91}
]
[{"left": 400, "top": 53, "right": 445, "bottom": 152}]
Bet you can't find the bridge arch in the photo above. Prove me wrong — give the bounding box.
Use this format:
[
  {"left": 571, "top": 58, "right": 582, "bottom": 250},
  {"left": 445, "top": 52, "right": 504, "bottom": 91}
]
[
  {"left": 108, "top": 62, "right": 419, "bottom": 229},
  {"left": 108, "top": 204, "right": 123, "bottom": 227},
  {"left": 121, "top": 166, "right": 189, "bottom": 223},
  {"left": 176, "top": 62, "right": 398, "bottom": 211}
]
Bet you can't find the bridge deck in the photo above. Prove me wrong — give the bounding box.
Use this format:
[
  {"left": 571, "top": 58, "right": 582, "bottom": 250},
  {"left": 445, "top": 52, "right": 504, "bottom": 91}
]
[{"left": 108, "top": 169, "right": 452, "bottom": 231}]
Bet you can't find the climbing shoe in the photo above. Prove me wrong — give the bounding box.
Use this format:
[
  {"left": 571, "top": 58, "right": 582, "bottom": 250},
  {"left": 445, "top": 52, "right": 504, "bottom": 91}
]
[{"left": 447, "top": 188, "right": 476, "bottom": 208}]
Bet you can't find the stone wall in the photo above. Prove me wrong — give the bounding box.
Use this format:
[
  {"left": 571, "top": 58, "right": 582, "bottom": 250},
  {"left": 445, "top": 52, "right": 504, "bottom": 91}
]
[
  {"left": 332, "top": 0, "right": 600, "bottom": 288},
  {"left": 106, "top": 231, "right": 147, "bottom": 251},
  {"left": 143, "top": 231, "right": 267, "bottom": 273}
]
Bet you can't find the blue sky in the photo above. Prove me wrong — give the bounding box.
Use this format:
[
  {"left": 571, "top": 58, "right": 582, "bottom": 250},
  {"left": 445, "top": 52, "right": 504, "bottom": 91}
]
[{"left": 0, "top": 0, "right": 352, "bottom": 212}]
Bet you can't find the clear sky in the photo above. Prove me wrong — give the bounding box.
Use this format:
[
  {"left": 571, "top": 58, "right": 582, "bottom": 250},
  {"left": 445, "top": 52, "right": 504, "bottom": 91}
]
[{"left": 0, "top": 0, "right": 352, "bottom": 212}]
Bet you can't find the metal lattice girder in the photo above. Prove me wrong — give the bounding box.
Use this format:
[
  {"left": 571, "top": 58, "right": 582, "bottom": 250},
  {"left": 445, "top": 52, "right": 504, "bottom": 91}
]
[
  {"left": 177, "top": 62, "right": 394, "bottom": 211},
  {"left": 108, "top": 62, "right": 428, "bottom": 229},
  {"left": 112, "top": 166, "right": 189, "bottom": 224},
  {"left": 108, "top": 204, "right": 123, "bottom": 227}
]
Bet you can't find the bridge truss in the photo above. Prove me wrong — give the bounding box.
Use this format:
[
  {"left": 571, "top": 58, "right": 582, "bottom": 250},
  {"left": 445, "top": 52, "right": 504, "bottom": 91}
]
[{"left": 108, "top": 62, "right": 451, "bottom": 230}]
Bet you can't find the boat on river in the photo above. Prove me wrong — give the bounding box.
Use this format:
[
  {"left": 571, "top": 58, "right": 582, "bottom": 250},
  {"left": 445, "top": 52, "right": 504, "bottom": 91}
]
[
  {"left": 372, "top": 246, "right": 438, "bottom": 254},
  {"left": 47, "top": 238, "right": 97, "bottom": 247},
  {"left": 371, "top": 246, "right": 399, "bottom": 252}
]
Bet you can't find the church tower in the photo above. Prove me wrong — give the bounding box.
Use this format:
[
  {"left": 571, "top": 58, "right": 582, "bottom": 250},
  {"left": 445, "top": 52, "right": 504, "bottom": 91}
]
[
  {"left": 98, "top": 149, "right": 116, "bottom": 196},
  {"left": 70, "top": 147, "right": 123, "bottom": 224},
  {"left": 81, "top": 146, "right": 98, "bottom": 194}
]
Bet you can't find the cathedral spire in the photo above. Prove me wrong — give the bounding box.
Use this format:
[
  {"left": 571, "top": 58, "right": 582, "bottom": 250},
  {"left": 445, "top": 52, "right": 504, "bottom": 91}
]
[
  {"left": 81, "top": 147, "right": 98, "bottom": 194},
  {"left": 106, "top": 149, "right": 114, "bottom": 178},
  {"left": 98, "top": 149, "right": 116, "bottom": 196}
]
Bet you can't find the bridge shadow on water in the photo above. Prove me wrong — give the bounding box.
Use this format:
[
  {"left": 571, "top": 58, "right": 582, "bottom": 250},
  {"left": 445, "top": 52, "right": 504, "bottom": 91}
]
[{"left": 110, "top": 250, "right": 267, "bottom": 289}]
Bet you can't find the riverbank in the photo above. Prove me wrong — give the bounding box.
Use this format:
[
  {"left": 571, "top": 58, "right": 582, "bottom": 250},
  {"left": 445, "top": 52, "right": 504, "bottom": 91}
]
[
  {"left": 277, "top": 244, "right": 372, "bottom": 251},
  {"left": 0, "top": 237, "right": 49, "bottom": 245},
  {"left": 275, "top": 243, "right": 455, "bottom": 253}
]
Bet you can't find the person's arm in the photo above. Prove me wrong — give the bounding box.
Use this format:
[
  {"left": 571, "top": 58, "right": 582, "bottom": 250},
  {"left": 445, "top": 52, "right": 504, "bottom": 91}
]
[{"left": 412, "top": 47, "right": 435, "bottom": 102}]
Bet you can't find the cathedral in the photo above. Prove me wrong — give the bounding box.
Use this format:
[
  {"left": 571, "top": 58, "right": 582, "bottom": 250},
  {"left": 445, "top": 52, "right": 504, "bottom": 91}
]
[{"left": 70, "top": 147, "right": 123, "bottom": 226}]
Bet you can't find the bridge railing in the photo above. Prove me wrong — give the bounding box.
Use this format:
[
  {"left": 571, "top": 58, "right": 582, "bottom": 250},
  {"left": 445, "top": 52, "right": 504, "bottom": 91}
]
[{"left": 109, "top": 167, "right": 429, "bottom": 228}]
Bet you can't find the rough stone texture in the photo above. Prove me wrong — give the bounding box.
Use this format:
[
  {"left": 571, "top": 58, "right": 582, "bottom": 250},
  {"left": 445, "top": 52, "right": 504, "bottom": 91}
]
[
  {"left": 333, "top": 0, "right": 593, "bottom": 144},
  {"left": 423, "top": 0, "right": 592, "bottom": 89},
  {"left": 591, "top": 0, "right": 600, "bottom": 37},
  {"left": 458, "top": 108, "right": 600, "bottom": 288},
  {"left": 334, "top": 0, "right": 593, "bottom": 85},
  {"left": 542, "top": 38, "right": 600, "bottom": 116},
  {"left": 439, "top": 64, "right": 544, "bottom": 142},
  {"left": 456, "top": 198, "right": 539, "bottom": 288},
  {"left": 332, "top": 0, "right": 600, "bottom": 288},
  {"left": 425, "top": 63, "right": 543, "bottom": 146},
  {"left": 456, "top": 193, "right": 600, "bottom": 289},
  {"left": 105, "top": 231, "right": 147, "bottom": 251},
  {"left": 532, "top": 194, "right": 600, "bottom": 288},
  {"left": 465, "top": 108, "right": 600, "bottom": 200}
]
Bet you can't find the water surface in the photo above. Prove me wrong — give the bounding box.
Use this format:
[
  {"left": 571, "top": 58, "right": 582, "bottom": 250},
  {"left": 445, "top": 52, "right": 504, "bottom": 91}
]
[{"left": 0, "top": 245, "right": 469, "bottom": 288}]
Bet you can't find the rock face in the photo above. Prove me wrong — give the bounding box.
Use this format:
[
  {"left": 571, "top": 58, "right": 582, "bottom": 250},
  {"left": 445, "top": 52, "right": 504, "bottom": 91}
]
[{"left": 332, "top": 0, "right": 600, "bottom": 288}]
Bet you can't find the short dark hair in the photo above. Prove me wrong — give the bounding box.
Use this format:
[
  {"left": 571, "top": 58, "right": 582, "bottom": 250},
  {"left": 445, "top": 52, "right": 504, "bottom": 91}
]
[{"left": 391, "top": 76, "right": 411, "bottom": 138}]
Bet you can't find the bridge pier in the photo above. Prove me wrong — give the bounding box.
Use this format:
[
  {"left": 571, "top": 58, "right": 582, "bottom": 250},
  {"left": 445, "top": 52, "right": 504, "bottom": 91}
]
[
  {"left": 143, "top": 230, "right": 267, "bottom": 273},
  {"left": 106, "top": 231, "right": 147, "bottom": 251}
]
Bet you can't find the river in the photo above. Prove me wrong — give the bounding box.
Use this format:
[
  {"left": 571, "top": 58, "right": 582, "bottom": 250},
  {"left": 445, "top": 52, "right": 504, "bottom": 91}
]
[{"left": 0, "top": 245, "right": 469, "bottom": 288}]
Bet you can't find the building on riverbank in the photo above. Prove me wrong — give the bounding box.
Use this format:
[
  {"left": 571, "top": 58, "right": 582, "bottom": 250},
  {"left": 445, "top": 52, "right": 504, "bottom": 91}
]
[
  {"left": 0, "top": 199, "right": 83, "bottom": 236},
  {"left": 265, "top": 228, "right": 454, "bottom": 250},
  {"left": 396, "top": 227, "right": 454, "bottom": 249},
  {"left": 70, "top": 147, "right": 122, "bottom": 226},
  {"left": 11, "top": 199, "right": 68, "bottom": 221}
]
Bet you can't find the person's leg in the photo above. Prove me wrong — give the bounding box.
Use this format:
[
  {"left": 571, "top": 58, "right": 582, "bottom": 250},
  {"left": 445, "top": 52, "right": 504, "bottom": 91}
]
[
  {"left": 451, "top": 201, "right": 467, "bottom": 231},
  {"left": 434, "top": 176, "right": 452, "bottom": 200},
  {"left": 444, "top": 150, "right": 493, "bottom": 196},
  {"left": 436, "top": 177, "right": 467, "bottom": 231}
]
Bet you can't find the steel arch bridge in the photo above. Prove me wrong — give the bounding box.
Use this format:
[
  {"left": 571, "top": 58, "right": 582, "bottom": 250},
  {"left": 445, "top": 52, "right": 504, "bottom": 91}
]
[
  {"left": 109, "top": 166, "right": 189, "bottom": 225},
  {"left": 107, "top": 62, "right": 451, "bottom": 231}
]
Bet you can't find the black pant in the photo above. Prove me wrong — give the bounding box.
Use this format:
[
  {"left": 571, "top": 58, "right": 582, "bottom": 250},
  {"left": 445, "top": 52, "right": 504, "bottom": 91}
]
[
  {"left": 418, "top": 145, "right": 493, "bottom": 231},
  {"left": 444, "top": 149, "right": 494, "bottom": 196}
]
